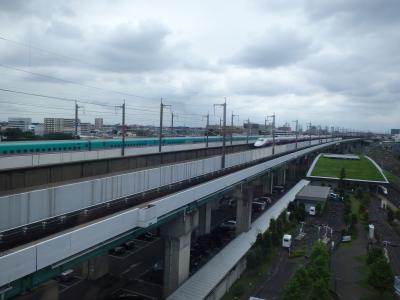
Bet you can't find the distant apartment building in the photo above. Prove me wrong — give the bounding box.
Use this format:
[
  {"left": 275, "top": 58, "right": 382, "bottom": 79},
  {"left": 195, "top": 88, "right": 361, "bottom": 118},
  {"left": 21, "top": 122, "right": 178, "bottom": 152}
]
[
  {"left": 391, "top": 129, "right": 400, "bottom": 135},
  {"left": 94, "top": 118, "right": 103, "bottom": 130},
  {"left": 7, "top": 117, "right": 32, "bottom": 132},
  {"left": 44, "top": 118, "right": 79, "bottom": 134},
  {"left": 80, "top": 123, "right": 92, "bottom": 136}
]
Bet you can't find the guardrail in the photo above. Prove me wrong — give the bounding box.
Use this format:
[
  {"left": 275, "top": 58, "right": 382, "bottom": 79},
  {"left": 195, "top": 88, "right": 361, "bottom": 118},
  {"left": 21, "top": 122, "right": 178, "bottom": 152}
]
[{"left": 0, "top": 138, "right": 353, "bottom": 290}]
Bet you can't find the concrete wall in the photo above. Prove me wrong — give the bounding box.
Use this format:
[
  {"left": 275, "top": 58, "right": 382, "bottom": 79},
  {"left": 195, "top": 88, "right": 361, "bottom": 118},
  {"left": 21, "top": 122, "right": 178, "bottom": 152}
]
[
  {"left": 205, "top": 257, "right": 247, "bottom": 300},
  {"left": 0, "top": 144, "right": 250, "bottom": 193}
]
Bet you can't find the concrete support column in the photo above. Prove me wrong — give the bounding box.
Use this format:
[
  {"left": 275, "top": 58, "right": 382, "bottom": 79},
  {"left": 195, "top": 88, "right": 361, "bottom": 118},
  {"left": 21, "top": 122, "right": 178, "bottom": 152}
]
[
  {"left": 235, "top": 185, "right": 253, "bottom": 236},
  {"left": 262, "top": 172, "right": 271, "bottom": 194},
  {"left": 14, "top": 280, "right": 58, "bottom": 300},
  {"left": 276, "top": 168, "right": 287, "bottom": 186},
  {"left": 270, "top": 171, "right": 274, "bottom": 193},
  {"left": 287, "top": 163, "right": 297, "bottom": 181},
  {"left": 198, "top": 202, "right": 212, "bottom": 236},
  {"left": 80, "top": 253, "right": 109, "bottom": 280},
  {"left": 161, "top": 210, "right": 199, "bottom": 297}
]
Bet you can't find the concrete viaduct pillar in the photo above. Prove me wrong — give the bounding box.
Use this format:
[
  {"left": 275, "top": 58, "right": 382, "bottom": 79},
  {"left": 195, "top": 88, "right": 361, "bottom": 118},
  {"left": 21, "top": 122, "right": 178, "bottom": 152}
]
[
  {"left": 161, "top": 210, "right": 199, "bottom": 297},
  {"left": 198, "top": 201, "right": 212, "bottom": 236},
  {"left": 80, "top": 253, "right": 109, "bottom": 280},
  {"left": 234, "top": 184, "right": 253, "bottom": 236},
  {"left": 14, "top": 280, "right": 58, "bottom": 300},
  {"left": 287, "top": 162, "right": 298, "bottom": 181},
  {"left": 276, "top": 167, "right": 287, "bottom": 186}
]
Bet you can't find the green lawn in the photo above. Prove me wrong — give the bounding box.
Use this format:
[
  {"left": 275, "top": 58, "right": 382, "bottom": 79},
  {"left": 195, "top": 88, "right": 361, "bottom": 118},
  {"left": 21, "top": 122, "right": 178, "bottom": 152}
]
[
  {"left": 311, "top": 155, "right": 385, "bottom": 181},
  {"left": 384, "top": 170, "right": 400, "bottom": 190}
]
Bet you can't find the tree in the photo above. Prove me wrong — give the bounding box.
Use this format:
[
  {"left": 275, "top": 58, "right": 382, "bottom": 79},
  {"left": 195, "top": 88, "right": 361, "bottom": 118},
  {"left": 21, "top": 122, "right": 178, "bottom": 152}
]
[
  {"left": 262, "top": 231, "right": 272, "bottom": 251},
  {"left": 351, "top": 213, "right": 358, "bottom": 225},
  {"left": 297, "top": 202, "right": 306, "bottom": 222},
  {"left": 387, "top": 208, "right": 394, "bottom": 224},
  {"left": 366, "top": 247, "right": 385, "bottom": 265},
  {"left": 316, "top": 203, "right": 322, "bottom": 215},
  {"left": 367, "top": 256, "right": 394, "bottom": 294},
  {"left": 309, "top": 278, "right": 331, "bottom": 300}
]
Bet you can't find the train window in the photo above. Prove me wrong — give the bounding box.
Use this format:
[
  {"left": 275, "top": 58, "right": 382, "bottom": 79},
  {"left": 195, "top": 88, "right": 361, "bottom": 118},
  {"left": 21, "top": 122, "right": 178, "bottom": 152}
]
[
  {"left": 10, "top": 150, "right": 14, "bottom": 154},
  {"left": 59, "top": 148, "right": 62, "bottom": 150},
  {"left": 30, "top": 149, "right": 34, "bottom": 152},
  {"left": 68, "top": 147, "right": 72, "bottom": 150},
  {"left": 2, "top": 150, "right": 7, "bottom": 154},
  {"left": 23, "top": 150, "right": 27, "bottom": 153},
  {"left": 17, "top": 150, "right": 21, "bottom": 153},
  {"left": 42, "top": 149, "right": 45, "bottom": 152}
]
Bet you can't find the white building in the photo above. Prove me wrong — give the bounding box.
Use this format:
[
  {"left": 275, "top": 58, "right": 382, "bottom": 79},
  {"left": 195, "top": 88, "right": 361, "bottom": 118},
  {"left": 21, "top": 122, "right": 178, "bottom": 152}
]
[
  {"left": 95, "top": 118, "right": 103, "bottom": 130},
  {"left": 7, "top": 118, "right": 32, "bottom": 132},
  {"left": 44, "top": 118, "right": 79, "bottom": 135}
]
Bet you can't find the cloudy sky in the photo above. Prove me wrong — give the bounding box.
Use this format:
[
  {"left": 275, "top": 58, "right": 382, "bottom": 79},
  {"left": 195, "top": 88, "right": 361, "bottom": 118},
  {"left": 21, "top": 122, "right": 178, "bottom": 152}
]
[{"left": 0, "top": 0, "right": 399, "bottom": 132}]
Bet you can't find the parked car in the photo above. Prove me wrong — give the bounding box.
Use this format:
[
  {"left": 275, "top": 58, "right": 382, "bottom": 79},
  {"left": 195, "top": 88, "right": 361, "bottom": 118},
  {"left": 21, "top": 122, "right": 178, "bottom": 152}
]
[
  {"left": 58, "top": 269, "right": 74, "bottom": 282},
  {"left": 123, "top": 240, "right": 135, "bottom": 250},
  {"left": 252, "top": 200, "right": 266, "bottom": 212},
  {"left": 109, "top": 246, "right": 126, "bottom": 256},
  {"left": 219, "top": 220, "right": 236, "bottom": 231}
]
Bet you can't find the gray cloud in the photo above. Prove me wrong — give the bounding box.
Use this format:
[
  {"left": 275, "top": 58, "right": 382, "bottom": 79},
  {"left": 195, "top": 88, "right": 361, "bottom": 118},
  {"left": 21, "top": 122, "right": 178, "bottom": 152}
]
[
  {"left": 228, "top": 29, "right": 315, "bottom": 69},
  {"left": 0, "top": 0, "right": 399, "bottom": 131}
]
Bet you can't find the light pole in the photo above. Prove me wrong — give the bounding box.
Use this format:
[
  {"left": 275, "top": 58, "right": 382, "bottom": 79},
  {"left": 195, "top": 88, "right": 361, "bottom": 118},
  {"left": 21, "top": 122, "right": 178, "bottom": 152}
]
[
  {"left": 214, "top": 99, "right": 227, "bottom": 169},
  {"left": 307, "top": 122, "right": 312, "bottom": 145}
]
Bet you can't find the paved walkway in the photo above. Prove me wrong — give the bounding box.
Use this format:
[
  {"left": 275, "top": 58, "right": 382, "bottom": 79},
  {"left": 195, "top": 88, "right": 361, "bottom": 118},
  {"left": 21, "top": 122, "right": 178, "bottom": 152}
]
[{"left": 331, "top": 223, "right": 369, "bottom": 300}]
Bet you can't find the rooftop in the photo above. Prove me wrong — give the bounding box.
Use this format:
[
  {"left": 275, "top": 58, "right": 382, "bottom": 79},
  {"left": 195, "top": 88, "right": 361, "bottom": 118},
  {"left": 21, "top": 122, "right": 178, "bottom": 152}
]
[
  {"left": 296, "top": 185, "right": 331, "bottom": 200},
  {"left": 308, "top": 154, "right": 388, "bottom": 183}
]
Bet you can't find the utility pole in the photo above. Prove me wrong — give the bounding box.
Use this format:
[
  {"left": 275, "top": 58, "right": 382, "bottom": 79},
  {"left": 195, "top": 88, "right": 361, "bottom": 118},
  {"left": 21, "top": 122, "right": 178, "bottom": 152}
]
[
  {"left": 203, "top": 113, "right": 210, "bottom": 148},
  {"left": 293, "top": 120, "right": 298, "bottom": 149},
  {"left": 230, "top": 111, "right": 239, "bottom": 145},
  {"left": 159, "top": 98, "right": 171, "bottom": 152},
  {"left": 331, "top": 126, "right": 334, "bottom": 141},
  {"left": 74, "top": 101, "right": 83, "bottom": 138},
  {"left": 214, "top": 99, "right": 227, "bottom": 169}
]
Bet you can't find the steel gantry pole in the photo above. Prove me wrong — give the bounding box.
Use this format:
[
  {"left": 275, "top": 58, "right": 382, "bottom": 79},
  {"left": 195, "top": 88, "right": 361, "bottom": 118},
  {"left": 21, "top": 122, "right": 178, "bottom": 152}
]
[
  {"left": 170, "top": 112, "right": 174, "bottom": 136},
  {"left": 308, "top": 122, "right": 312, "bottom": 145},
  {"left": 230, "top": 111, "right": 239, "bottom": 145},
  {"left": 293, "top": 120, "right": 298, "bottom": 149},
  {"left": 116, "top": 101, "right": 126, "bottom": 156},
  {"left": 121, "top": 101, "right": 126, "bottom": 156},
  {"left": 74, "top": 101, "right": 83, "bottom": 138},
  {"left": 266, "top": 113, "right": 276, "bottom": 154},
  {"left": 246, "top": 118, "right": 250, "bottom": 144},
  {"left": 214, "top": 99, "right": 227, "bottom": 169},
  {"left": 159, "top": 98, "right": 171, "bottom": 153},
  {"left": 203, "top": 113, "right": 210, "bottom": 148}
]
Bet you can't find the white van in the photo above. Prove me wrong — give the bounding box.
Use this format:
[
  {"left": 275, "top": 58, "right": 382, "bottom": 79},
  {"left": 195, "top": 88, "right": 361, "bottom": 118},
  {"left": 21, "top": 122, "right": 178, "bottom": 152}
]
[
  {"left": 309, "top": 206, "right": 316, "bottom": 216},
  {"left": 282, "top": 234, "right": 292, "bottom": 248}
]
